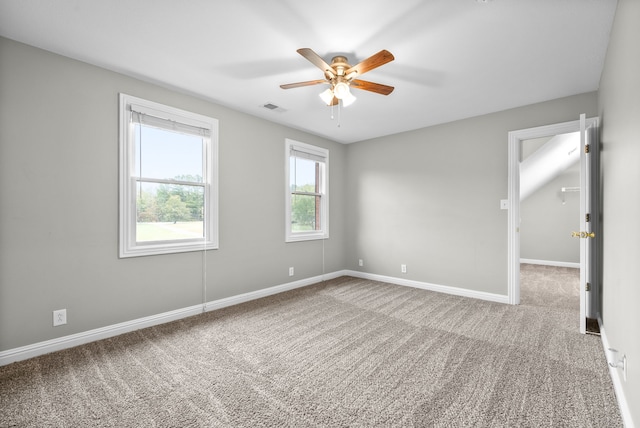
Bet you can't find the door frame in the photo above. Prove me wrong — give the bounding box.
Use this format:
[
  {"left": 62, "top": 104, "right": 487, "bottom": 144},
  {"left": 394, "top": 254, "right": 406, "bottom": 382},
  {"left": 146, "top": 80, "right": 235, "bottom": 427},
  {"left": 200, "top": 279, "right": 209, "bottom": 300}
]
[{"left": 507, "top": 118, "right": 598, "bottom": 331}]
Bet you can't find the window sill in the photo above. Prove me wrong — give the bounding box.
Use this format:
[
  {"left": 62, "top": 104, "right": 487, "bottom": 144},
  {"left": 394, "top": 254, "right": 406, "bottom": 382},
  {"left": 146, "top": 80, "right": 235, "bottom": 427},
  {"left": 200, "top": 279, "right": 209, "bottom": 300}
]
[
  {"left": 285, "top": 232, "right": 328, "bottom": 243},
  {"left": 119, "top": 240, "right": 218, "bottom": 258}
]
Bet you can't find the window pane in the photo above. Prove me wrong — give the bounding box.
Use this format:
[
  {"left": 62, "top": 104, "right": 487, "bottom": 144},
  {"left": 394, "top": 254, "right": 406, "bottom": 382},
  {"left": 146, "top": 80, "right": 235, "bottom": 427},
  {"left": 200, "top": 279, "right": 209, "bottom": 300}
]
[
  {"left": 135, "top": 124, "right": 203, "bottom": 182},
  {"left": 291, "top": 194, "right": 321, "bottom": 231},
  {"left": 136, "top": 181, "right": 204, "bottom": 242},
  {"left": 290, "top": 156, "right": 319, "bottom": 193}
]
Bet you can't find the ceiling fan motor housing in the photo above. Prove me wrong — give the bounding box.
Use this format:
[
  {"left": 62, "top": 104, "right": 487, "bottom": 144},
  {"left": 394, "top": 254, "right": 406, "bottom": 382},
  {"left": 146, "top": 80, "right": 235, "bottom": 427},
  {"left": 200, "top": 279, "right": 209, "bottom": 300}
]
[{"left": 328, "top": 56, "right": 355, "bottom": 98}]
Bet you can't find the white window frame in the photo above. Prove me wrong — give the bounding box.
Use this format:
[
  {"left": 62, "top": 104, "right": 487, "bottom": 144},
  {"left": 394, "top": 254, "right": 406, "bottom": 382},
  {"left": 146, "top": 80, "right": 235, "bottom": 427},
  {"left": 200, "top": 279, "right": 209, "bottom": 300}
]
[
  {"left": 119, "top": 93, "right": 219, "bottom": 258},
  {"left": 285, "top": 139, "right": 329, "bottom": 242}
]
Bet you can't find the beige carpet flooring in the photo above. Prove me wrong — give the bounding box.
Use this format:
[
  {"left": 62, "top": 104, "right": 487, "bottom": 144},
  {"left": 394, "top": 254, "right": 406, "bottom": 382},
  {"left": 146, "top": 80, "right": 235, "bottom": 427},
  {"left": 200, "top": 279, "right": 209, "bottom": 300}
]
[{"left": 0, "top": 268, "right": 622, "bottom": 427}]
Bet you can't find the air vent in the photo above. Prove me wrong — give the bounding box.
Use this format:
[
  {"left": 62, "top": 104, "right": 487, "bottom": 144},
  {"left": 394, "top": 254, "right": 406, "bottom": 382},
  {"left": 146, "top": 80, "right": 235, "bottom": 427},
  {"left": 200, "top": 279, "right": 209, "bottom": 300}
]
[{"left": 261, "top": 103, "right": 286, "bottom": 113}]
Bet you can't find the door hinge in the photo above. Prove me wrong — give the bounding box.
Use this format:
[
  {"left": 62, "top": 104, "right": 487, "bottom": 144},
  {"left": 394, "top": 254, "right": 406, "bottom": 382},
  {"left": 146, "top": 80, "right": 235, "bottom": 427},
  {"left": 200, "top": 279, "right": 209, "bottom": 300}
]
[
  {"left": 586, "top": 213, "right": 591, "bottom": 223},
  {"left": 586, "top": 282, "right": 591, "bottom": 292},
  {"left": 585, "top": 144, "right": 591, "bottom": 154}
]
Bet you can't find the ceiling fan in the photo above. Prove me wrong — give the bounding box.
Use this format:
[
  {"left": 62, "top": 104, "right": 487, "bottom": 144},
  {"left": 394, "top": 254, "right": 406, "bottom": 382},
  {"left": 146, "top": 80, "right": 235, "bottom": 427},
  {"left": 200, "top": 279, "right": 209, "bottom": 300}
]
[{"left": 280, "top": 48, "right": 395, "bottom": 107}]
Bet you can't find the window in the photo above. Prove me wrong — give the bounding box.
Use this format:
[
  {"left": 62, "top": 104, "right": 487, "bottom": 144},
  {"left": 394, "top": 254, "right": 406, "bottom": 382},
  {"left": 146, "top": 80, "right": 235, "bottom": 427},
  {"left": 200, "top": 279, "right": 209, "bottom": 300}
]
[
  {"left": 285, "top": 139, "right": 329, "bottom": 242},
  {"left": 119, "top": 94, "right": 218, "bottom": 257}
]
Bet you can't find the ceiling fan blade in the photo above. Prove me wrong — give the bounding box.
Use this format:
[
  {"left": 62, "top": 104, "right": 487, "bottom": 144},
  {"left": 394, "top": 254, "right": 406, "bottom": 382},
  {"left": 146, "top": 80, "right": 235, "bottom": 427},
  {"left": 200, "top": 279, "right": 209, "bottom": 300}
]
[
  {"left": 350, "top": 79, "right": 395, "bottom": 95},
  {"left": 297, "top": 48, "right": 335, "bottom": 75},
  {"left": 345, "top": 50, "right": 394, "bottom": 77},
  {"left": 280, "top": 79, "right": 327, "bottom": 89}
]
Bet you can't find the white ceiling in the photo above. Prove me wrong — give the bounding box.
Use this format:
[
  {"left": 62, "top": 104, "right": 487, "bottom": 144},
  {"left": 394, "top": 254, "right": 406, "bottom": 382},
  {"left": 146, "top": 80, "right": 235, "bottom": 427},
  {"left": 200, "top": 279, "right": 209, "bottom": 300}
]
[{"left": 0, "top": 0, "right": 617, "bottom": 144}]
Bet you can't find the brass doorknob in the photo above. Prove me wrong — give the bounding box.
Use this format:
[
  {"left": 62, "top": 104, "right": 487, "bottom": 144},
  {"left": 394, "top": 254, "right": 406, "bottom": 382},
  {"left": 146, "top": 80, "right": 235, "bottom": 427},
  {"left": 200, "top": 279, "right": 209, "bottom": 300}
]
[{"left": 571, "top": 231, "right": 596, "bottom": 239}]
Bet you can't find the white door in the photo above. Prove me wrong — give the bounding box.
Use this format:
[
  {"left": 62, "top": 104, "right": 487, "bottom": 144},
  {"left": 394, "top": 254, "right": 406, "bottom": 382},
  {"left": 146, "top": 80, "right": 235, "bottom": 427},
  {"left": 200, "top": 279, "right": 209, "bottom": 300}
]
[{"left": 578, "top": 114, "right": 599, "bottom": 334}]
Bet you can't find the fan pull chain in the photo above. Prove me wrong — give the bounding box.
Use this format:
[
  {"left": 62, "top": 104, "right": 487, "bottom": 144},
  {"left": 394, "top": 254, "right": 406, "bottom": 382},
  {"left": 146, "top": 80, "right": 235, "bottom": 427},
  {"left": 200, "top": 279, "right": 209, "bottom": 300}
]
[{"left": 328, "top": 100, "right": 341, "bottom": 127}]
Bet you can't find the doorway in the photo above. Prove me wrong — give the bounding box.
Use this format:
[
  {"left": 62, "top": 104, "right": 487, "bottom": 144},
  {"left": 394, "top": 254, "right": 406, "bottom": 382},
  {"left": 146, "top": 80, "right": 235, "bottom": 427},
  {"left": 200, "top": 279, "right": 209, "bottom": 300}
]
[
  {"left": 507, "top": 117, "right": 600, "bottom": 334},
  {"left": 519, "top": 132, "right": 581, "bottom": 312}
]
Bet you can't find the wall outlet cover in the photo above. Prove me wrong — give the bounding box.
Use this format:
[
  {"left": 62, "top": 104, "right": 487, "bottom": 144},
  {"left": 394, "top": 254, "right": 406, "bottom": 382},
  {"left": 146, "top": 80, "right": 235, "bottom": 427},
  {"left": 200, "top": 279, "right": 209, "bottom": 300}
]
[{"left": 53, "top": 309, "right": 67, "bottom": 327}]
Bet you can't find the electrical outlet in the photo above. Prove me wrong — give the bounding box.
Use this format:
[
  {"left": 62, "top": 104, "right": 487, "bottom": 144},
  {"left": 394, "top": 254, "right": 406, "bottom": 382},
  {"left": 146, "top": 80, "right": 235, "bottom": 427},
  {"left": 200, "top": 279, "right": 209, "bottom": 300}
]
[
  {"left": 53, "top": 309, "right": 67, "bottom": 327},
  {"left": 289, "top": 267, "right": 294, "bottom": 276},
  {"left": 358, "top": 259, "right": 363, "bottom": 267},
  {"left": 401, "top": 264, "right": 407, "bottom": 273}
]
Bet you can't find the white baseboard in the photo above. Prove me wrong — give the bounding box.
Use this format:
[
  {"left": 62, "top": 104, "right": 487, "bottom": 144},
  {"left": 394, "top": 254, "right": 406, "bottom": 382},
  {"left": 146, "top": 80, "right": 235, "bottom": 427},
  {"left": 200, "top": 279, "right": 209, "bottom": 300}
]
[
  {"left": 204, "top": 270, "right": 348, "bottom": 311},
  {"left": 0, "top": 270, "right": 349, "bottom": 366},
  {"left": 344, "top": 270, "right": 510, "bottom": 304},
  {"left": 520, "top": 258, "right": 580, "bottom": 269},
  {"left": 0, "top": 269, "right": 505, "bottom": 366},
  {"left": 599, "top": 318, "right": 635, "bottom": 428},
  {"left": 0, "top": 304, "right": 204, "bottom": 366}
]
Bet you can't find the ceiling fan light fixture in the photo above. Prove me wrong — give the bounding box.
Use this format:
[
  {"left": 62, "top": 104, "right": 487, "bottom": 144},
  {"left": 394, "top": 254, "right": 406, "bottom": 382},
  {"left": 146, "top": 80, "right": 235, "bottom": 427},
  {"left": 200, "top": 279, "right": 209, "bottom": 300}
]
[
  {"left": 341, "top": 91, "right": 357, "bottom": 107},
  {"left": 319, "top": 88, "right": 334, "bottom": 105},
  {"left": 333, "top": 81, "right": 350, "bottom": 99}
]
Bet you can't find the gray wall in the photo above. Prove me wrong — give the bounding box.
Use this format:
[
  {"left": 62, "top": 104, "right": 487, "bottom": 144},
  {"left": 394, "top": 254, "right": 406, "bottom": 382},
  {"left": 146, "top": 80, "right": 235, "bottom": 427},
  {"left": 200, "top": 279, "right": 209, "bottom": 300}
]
[
  {"left": 520, "top": 169, "right": 580, "bottom": 264},
  {"left": 0, "top": 37, "right": 346, "bottom": 351},
  {"left": 598, "top": 0, "right": 640, "bottom": 423},
  {"left": 345, "top": 93, "right": 597, "bottom": 296}
]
